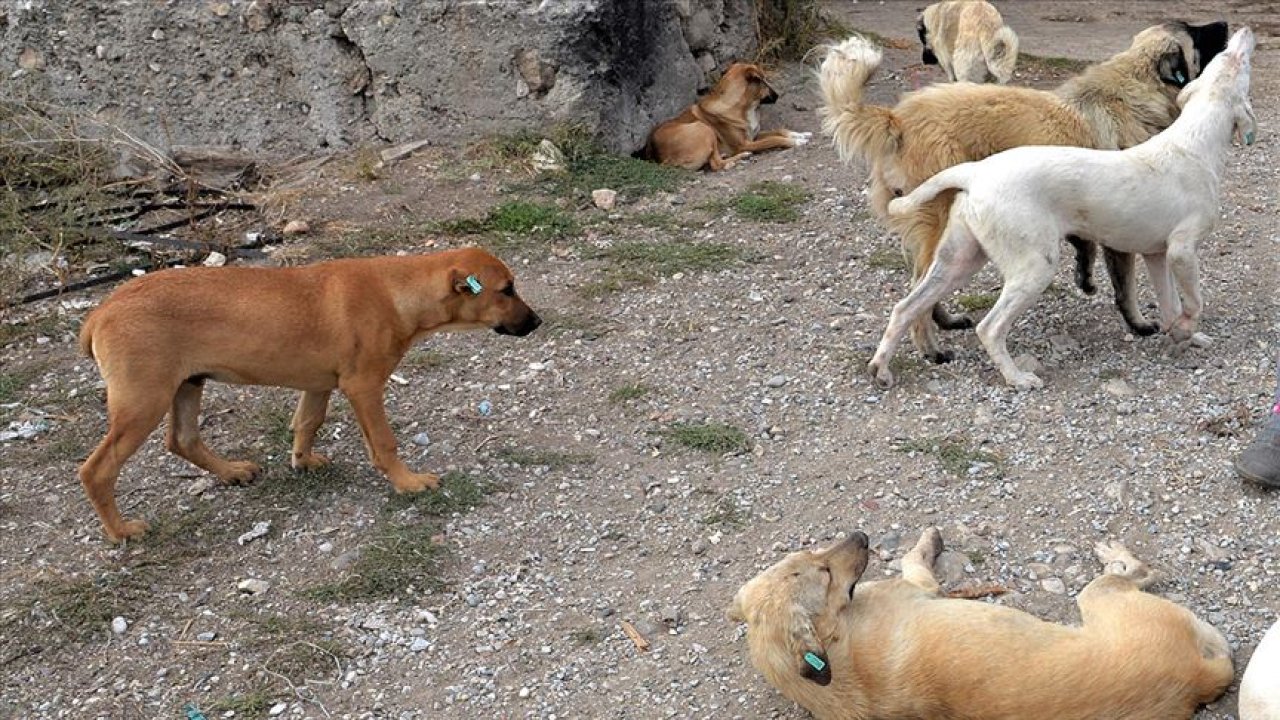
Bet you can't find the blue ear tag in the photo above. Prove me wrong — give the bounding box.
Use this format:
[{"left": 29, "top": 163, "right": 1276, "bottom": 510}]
[
  {"left": 1174, "top": 71, "right": 1186, "bottom": 84},
  {"left": 803, "top": 652, "right": 827, "bottom": 672},
  {"left": 1245, "top": 130, "right": 1256, "bottom": 146},
  {"left": 465, "top": 275, "right": 483, "bottom": 294}
]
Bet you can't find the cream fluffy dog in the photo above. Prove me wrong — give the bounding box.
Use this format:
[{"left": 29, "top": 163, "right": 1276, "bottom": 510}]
[
  {"left": 917, "top": 0, "right": 1019, "bottom": 83},
  {"left": 1240, "top": 618, "right": 1280, "bottom": 720},
  {"left": 869, "top": 27, "right": 1257, "bottom": 390},
  {"left": 820, "top": 21, "right": 1229, "bottom": 364},
  {"left": 730, "top": 528, "right": 1232, "bottom": 720}
]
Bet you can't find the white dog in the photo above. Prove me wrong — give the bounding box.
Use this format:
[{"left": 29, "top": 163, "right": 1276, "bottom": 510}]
[
  {"left": 1240, "top": 618, "right": 1280, "bottom": 720},
  {"left": 869, "top": 27, "right": 1258, "bottom": 390}
]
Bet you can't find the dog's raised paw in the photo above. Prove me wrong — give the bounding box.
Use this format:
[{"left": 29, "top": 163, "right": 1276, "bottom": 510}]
[
  {"left": 868, "top": 361, "right": 895, "bottom": 389},
  {"left": 1009, "top": 372, "right": 1044, "bottom": 391},
  {"left": 392, "top": 472, "right": 441, "bottom": 494}
]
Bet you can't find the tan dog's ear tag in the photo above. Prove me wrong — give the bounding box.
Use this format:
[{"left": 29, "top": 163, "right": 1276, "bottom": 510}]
[
  {"left": 802, "top": 651, "right": 832, "bottom": 686},
  {"left": 465, "top": 275, "right": 483, "bottom": 294}
]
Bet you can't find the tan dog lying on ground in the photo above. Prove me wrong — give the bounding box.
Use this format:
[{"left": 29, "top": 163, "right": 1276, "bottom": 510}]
[
  {"left": 77, "top": 247, "right": 541, "bottom": 543},
  {"left": 730, "top": 528, "right": 1233, "bottom": 720},
  {"left": 917, "top": 0, "right": 1019, "bottom": 83},
  {"left": 819, "top": 21, "right": 1228, "bottom": 364},
  {"left": 642, "top": 62, "right": 812, "bottom": 171}
]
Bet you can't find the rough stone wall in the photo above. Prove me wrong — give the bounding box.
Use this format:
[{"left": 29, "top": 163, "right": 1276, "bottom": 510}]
[{"left": 0, "top": 0, "right": 757, "bottom": 156}]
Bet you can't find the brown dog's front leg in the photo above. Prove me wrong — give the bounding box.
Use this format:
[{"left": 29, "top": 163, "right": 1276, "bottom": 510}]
[
  {"left": 342, "top": 382, "right": 440, "bottom": 493},
  {"left": 291, "top": 389, "right": 333, "bottom": 470},
  {"left": 737, "top": 130, "right": 807, "bottom": 154}
]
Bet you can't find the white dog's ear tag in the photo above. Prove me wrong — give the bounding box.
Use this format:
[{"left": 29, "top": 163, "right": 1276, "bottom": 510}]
[
  {"left": 465, "top": 275, "right": 483, "bottom": 294},
  {"left": 1175, "top": 70, "right": 1186, "bottom": 84},
  {"left": 1245, "top": 130, "right": 1256, "bottom": 146}
]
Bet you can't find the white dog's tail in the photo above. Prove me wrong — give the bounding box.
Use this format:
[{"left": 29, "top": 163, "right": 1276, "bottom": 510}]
[
  {"left": 886, "top": 163, "right": 977, "bottom": 216},
  {"left": 818, "top": 35, "right": 902, "bottom": 163},
  {"left": 985, "top": 26, "right": 1019, "bottom": 83}
]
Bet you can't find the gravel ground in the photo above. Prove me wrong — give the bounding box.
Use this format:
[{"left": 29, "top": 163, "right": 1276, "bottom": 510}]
[{"left": 1, "top": 2, "right": 1277, "bottom": 719}]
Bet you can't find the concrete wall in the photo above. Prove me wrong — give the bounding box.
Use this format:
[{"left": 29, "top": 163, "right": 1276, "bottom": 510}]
[{"left": 1, "top": 0, "right": 757, "bottom": 156}]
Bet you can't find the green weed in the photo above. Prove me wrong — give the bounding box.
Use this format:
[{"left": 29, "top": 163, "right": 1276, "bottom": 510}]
[{"left": 661, "top": 422, "right": 752, "bottom": 455}]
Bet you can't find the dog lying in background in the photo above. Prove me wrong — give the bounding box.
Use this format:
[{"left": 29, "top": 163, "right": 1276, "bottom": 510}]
[
  {"left": 872, "top": 27, "right": 1256, "bottom": 390},
  {"left": 917, "top": 0, "right": 1019, "bottom": 83},
  {"left": 78, "top": 247, "right": 541, "bottom": 542},
  {"left": 730, "top": 527, "right": 1233, "bottom": 720},
  {"left": 1241, "top": 618, "right": 1280, "bottom": 720},
  {"left": 642, "top": 62, "right": 812, "bottom": 171},
  {"left": 819, "top": 20, "right": 1228, "bottom": 364}
]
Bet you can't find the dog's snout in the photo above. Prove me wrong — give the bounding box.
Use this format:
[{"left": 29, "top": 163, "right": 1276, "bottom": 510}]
[
  {"left": 846, "top": 531, "right": 869, "bottom": 550},
  {"left": 495, "top": 309, "right": 542, "bottom": 337},
  {"left": 763, "top": 89, "right": 779, "bottom": 104}
]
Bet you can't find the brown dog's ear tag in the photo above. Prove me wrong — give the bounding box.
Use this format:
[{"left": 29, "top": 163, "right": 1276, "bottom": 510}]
[
  {"left": 802, "top": 651, "right": 832, "bottom": 686},
  {"left": 453, "top": 273, "right": 483, "bottom": 295}
]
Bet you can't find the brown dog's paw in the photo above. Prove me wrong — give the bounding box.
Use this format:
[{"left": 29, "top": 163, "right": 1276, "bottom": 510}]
[
  {"left": 106, "top": 518, "right": 150, "bottom": 543},
  {"left": 291, "top": 452, "right": 331, "bottom": 471},
  {"left": 218, "top": 461, "right": 263, "bottom": 486},
  {"left": 392, "top": 472, "right": 441, "bottom": 494}
]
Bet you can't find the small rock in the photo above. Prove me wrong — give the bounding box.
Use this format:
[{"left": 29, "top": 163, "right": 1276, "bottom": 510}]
[
  {"left": 269, "top": 702, "right": 287, "bottom": 716},
  {"left": 331, "top": 549, "right": 360, "bottom": 571},
  {"left": 210, "top": 2, "right": 232, "bottom": 17},
  {"left": 187, "top": 477, "right": 218, "bottom": 496},
  {"left": 202, "top": 251, "right": 227, "bottom": 267},
  {"left": 242, "top": 0, "right": 274, "bottom": 31},
  {"left": 477, "top": 400, "right": 493, "bottom": 417},
  {"left": 660, "top": 605, "right": 683, "bottom": 628},
  {"left": 1102, "top": 378, "right": 1135, "bottom": 398},
  {"left": 1041, "top": 577, "right": 1067, "bottom": 594},
  {"left": 151, "top": 28, "right": 166, "bottom": 41},
  {"left": 933, "top": 551, "right": 968, "bottom": 584},
  {"left": 362, "top": 616, "right": 387, "bottom": 630},
  {"left": 691, "top": 538, "right": 708, "bottom": 555},
  {"left": 518, "top": 687, "right": 531, "bottom": 699},
  {"left": 764, "top": 374, "right": 787, "bottom": 388},
  {"left": 111, "top": 616, "right": 128, "bottom": 634},
  {"left": 18, "top": 48, "right": 44, "bottom": 71},
  {"left": 466, "top": 594, "right": 480, "bottom": 607},
  {"left": 237, "top": 520, "right": 271, "bottom": 546},
  {"left": 591, "top": 188, "right": 617, "bottom": 211},
  {"left": 531, "top": 139, "right": 565, "bottom": 173},
  {"left": 411, "top": 432, "right": 431, "bottom": 447},
  {"left": 196, "top": 631, "right": 217, "bottom": 642},
  {"left": 282, "top": 219, "right": 310, "bottom": 235},
  {"left": 237, "top": 579, "right": 270, "bottom": 595},
  {"left": 318, "top": 541, "right": 334, "bottom": 553},
  {"left": 1013, "top": 353, "right": 1044, "bottom": 375},
  {"left": 410, "top": 638, "right": 429, "bottom": 652}
]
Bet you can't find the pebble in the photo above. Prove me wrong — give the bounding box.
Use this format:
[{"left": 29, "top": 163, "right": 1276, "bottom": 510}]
[
  {"left": 237, "top": 579, "right": 270, "bottom": 595},
  {"left": 410, "top": 638, "right": 430, "bottom": 652},
  {"left": 202, "top": 251, "right": 227, "bottom": 267},
  {"left": 412, "top": 432, "right": 431, "bottom": 447},
  {"left": 518, "top": 687, "right": 531, "bottom": 699},
  {"left": 282, "top": 219, "right": 310, "bottom": 235},
  {"left": 318, "top": 541, "right": 334, "bottom": 553},
  {"left": 1041, "top": 577, "right": 1067, "bottom": 594},
  {"left": 196, "top": 631, "right": 217, "bottom": 642},
  {"left": 269, "top": 702, "right": 288, "bottom": 716},
  {"left": 1102, "top": 378, "right": 1136, "bottom": 398},
  {"left": 331, "top": 549, "right": 361, "bottom": 571},
  {"left": 111, "top": 617, "right": 128, "bottom": 635},
  {"left": 466, "top": 594, "right": 480, "bottom": 607},
  {"left": 764, "top": 374, "right": 788, "bottom": 388},
  {"left": 591, "top": 188, "right": 617, "bottom": 211}
]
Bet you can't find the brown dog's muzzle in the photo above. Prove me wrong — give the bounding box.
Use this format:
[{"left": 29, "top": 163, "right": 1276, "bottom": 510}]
[
  {"left": 495, "top": 306, "right": 542, "bottom": 337},
  {"left": 762, "top": 87, "right": 779, "bottom": 105}
]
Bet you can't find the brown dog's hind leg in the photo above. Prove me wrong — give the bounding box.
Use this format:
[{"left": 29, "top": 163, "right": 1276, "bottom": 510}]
[
  {"left": 166, "top": 379, "right": 261, "bottom": 484},
  {"left": 291, "top": 390, "right": 333, "bottom": 470},
  {"left": 79, "top": 384, "right": 172, "bottom": 542},
  {"left": 901, "top": 527, "right": 944, "bottom": 594},
  {"left": 1103, "top": 249, "right": 1159, "bottom": 336},
  {"left": 342, "top": 381, "right": 440, "bottom": 493}
]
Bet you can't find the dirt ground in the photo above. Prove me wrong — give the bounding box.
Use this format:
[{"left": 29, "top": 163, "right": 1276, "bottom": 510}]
[{"left": 1, "top": 1, "right": 1277, "bottom": 718}]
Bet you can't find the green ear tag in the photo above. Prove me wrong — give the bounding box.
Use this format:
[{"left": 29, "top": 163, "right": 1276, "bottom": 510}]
[
  {"left": 465, "top": 275, "right": 483, "bottom": 294},
  {"left": 1245, "top": 130, "right": 1256, "bottom": 145},
  {"left": 804, "top": 652, "right": 827, "bottom": 672},
  {"left": 1175, "top": 70, "right": 1186, "bottom": 84}
]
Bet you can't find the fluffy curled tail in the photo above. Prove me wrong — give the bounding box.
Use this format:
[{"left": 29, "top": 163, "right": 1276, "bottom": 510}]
[
  {"left": 886, "top": 163, "right": 976, "bottom": 217},
  {"left": 817, "top": 35, "right": 902, "bottom": 164},
  {"left": 985, "top": 25, "right": 1019, "bottom": 83}
]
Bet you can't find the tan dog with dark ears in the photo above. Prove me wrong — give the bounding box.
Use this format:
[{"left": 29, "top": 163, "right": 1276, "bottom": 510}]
[
  {"left": 642, "top": 61, "right": 812, "bottom": 171},
  {"left": 77, "top": 247, "right": 541, "bottom": 543},
  {"left": 730, "top": 528, "right": 1233, "bottom": 720}
]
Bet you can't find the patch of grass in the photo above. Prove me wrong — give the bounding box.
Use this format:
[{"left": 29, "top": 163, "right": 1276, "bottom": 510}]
[
  {"left": 265, "top": 639, "right": 347, "bottom": 681},
  {"left": 495, "top": 447, "right": 594, "bottom": 469},
  {"left": 1020, "top": 53, "right": 1092, "bottom": 74},
  {"left": 706, "top": 181, "right": 811, "bottom": 222},
  {"left": 701, "top": 495, "right": 749, "bottom": 528},
  {"left": 436, "top": 200, "right": 578, "bottom": 244},
  {"left": 661, "top": 422, "right": 752, "bottom": 455},
  {"left": 539, "top": 310, "right": 610, "bottom": 340},
  {"left": 0, "top": 366, "right": 38, "bottom": 404},
  {"left": 578, "top": 240, "right": 747, "bottom": 297},
  {"left": 248, "top": 462, "right": 358, "bottom": 503},
  {"left": 755, "top": 0, "right": 852, "bottom": 62},
  {"left": 30, "top": 572, "right": 147, "bottom": 641},
  {"left": 625, "top": 211, "right": 685, "bottom": 230},
  {"left": 570, "top": 627, "right": 602, "bottom": 646},
  {"left": 402, "top": 349, "right": 451, "bottom": 369},
  {"left": 967, "top": 549, "right": 987, "bottom": 567},
  {"left": 895, "top": 435, "right": 1001, "bottom": 477},
  {"left": 866, "top": 247, "right": 908, "bottom": 271},
  {"left": 382, "top": 471, "right": 490, "bottom": 516},
  {"left": 312, "top": 225, "right": 428, "bottom": 258},
  {"left": 955, "top": 292, "right": 997, "bottom": 312},
  {"left": 346, "top": 147, "right": 382, "bottom": 182},
  {"left": 608, "top": 383, "right": 650, "bottom": 404},
  {"left": 207, "top": 689, "right": 274, "bottom": 715}
]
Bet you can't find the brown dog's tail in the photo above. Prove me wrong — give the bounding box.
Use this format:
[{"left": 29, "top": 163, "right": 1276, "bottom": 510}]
[
  {"left": 78, "top": 310, "right": 99, "bottom": 360},
  {"left": 817, "top": 35, "right": 902, "bottom": 165},
  {"left": 886, "top": 162, "right": 976, "bottom": 217},
  {"left": 985, "top": 25, "right": 1019, "bottom": 83}
]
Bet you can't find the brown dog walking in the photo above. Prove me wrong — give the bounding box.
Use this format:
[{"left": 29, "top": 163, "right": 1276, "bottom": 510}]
[{"left": 77, "top": 247, "right": 540, "bottom": 542}]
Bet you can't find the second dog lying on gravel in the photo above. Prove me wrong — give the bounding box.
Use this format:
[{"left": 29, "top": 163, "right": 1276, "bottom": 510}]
[
  {"left": 730, "top": 528, "right": 1232, "bottom": 720},
  {"left": 869, "top": 27, "right": 1257, "bottom": 390}
]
